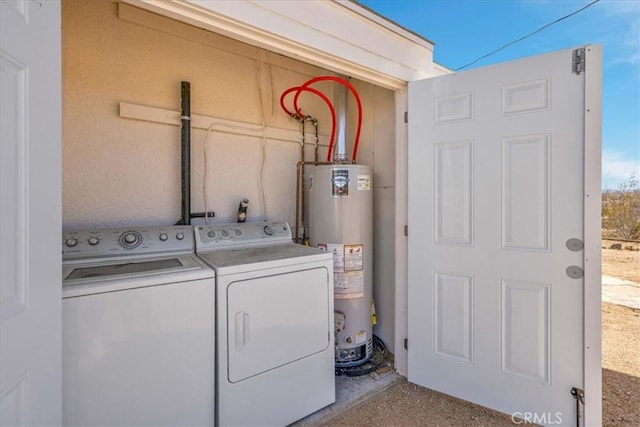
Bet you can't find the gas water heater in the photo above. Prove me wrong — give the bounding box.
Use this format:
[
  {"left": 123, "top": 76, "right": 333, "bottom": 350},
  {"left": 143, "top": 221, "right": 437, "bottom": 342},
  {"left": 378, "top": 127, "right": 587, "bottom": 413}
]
[
  {"left": 307, "top": 164, "right": 373, "bottom": 367},
  {"left": 281, "top": 75, "right": 373, "bottom": 367}
]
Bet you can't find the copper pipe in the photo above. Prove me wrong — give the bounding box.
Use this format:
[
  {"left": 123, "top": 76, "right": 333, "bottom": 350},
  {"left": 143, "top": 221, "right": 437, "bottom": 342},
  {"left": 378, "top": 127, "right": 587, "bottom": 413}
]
[
  {"left": 300, "top": 120, "right": 306, "bottom": 240},
  {"left": 295, "top": 160, "right": 331, "bottom": 243},
  {"left": 312, "top": 119, "right": 319, "bottom": 162},
  {"left": 296, "top": 116, "right": 320, "bottom": 243},
  {"left": 300, "top": 118, "right": 306, "bottom": 164}
]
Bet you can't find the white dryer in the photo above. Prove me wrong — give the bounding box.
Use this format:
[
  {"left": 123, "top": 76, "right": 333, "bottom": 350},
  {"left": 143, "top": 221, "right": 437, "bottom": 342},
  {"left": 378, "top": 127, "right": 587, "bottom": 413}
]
[
  {"left": 62, "top": 226, "right": 215, "bottom": 426},
  {"left": 195, "top": 222, "right": 334, "bottom": 426}
]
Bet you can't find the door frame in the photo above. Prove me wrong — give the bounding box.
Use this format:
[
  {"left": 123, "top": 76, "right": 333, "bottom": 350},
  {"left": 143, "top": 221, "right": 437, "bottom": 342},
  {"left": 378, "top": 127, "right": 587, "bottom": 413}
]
[
  {"left": 394, "top": 45, "right": 602, "bottom": 424},
  {"left": 581, "top": 44, "right": 603, "bottom": 425}
]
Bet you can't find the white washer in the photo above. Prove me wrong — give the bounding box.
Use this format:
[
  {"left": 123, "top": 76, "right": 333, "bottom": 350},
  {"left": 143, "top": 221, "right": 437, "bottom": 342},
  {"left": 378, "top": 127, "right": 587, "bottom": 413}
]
[
  {"left": 62, "top": 226, "right": 215, "bottom": 426},
  {"left": 195, "top": 222, "right": 335, "bottom": 427}
]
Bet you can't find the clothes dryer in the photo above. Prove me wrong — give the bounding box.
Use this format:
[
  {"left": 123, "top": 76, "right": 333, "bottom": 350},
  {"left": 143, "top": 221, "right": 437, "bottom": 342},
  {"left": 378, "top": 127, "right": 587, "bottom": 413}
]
[{"left": 195, "top": 222, "right": 334, "bottom": 426}]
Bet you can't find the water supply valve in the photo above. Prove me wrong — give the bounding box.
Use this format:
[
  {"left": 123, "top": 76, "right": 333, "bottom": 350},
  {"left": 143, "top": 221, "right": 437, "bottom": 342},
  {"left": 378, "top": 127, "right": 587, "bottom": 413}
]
[{"left": 237, "top": 198, "right": 249, "bottom": 223}]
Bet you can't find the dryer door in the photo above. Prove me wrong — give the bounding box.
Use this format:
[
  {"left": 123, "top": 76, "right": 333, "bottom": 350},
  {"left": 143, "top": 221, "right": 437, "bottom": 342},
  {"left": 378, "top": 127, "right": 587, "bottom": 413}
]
[{"left": 226, "top": 267, "right": 331, "bottom": 383}]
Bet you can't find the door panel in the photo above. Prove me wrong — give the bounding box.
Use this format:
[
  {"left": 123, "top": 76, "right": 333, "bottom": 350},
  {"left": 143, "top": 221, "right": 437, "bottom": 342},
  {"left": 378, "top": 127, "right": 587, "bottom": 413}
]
[
  {"left": 1, "top": 1, "right": 62, "bottom": 424},
  {"left": 226, "top": 267, "right": 331, "bottom": 383},
  {"left": 408, "top": 47, "right": 595, "bottom": 424}
]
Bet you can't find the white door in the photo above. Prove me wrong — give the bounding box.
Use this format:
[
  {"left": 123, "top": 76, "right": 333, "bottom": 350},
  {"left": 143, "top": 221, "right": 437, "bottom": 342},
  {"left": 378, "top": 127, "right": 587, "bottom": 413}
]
[
  {"left": 1, "top": 1, "right": 62, "bottom": 425},
  {"left": 408, "top": 46, "right": 601, "bottom": 426}
]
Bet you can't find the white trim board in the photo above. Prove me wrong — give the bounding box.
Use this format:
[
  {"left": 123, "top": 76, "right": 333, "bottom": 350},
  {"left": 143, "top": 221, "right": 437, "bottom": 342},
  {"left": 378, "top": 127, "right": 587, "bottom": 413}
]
[
  {"left": 119, "top": 0, "right": 436, "bottom": 89},
  {"left": 119, "top": 102, "right": 330, "bottom": 147},
  {"left": 582, "top": 44, "right": 603, "bottom": 426}
]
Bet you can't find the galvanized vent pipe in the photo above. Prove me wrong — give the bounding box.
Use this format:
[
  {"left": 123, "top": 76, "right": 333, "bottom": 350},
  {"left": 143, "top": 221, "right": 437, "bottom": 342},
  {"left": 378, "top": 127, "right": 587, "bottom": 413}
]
[{"left": 334, "top": 75, "right": 349, "bottom": 163}]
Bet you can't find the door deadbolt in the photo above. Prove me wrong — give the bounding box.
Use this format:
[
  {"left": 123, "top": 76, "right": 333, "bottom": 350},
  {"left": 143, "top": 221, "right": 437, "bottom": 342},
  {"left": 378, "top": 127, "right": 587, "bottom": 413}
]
[
  {"left": 566, "top": 238, "right": 584, "bottom": 252},
  {"left": 566, "top": 265, "right": 584, "bottom": 279}
]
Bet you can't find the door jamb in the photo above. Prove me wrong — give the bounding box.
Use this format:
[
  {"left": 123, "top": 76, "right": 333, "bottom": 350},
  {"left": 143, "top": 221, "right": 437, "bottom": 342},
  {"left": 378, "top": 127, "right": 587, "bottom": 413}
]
[
  {"left": 582, "top": 44, "right": 603, "bottom": 426},
  {"left": 393, "top": 88, "right": 409, "bottom": 376}
]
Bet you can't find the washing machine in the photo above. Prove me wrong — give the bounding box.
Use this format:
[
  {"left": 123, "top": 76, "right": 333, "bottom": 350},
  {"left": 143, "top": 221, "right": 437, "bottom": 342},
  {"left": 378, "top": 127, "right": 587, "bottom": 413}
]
[
  {"left": 62, "top": 225, "right": 215, "bottom": 426},
  {"left": 195, "top": 221, "right": 335, "bottom": 426}
]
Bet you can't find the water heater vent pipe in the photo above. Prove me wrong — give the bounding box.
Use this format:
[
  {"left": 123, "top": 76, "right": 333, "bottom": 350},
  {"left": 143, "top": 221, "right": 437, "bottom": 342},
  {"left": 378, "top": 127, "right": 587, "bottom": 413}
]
[{"left": 334, "top": 75, "right": 349, "bottom": 163}]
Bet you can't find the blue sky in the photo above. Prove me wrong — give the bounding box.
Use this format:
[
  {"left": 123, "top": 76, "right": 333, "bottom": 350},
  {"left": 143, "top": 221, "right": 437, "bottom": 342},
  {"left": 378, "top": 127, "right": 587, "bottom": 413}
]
[{"left": 358, "top": 0, "right": 640, "bottom": 190}]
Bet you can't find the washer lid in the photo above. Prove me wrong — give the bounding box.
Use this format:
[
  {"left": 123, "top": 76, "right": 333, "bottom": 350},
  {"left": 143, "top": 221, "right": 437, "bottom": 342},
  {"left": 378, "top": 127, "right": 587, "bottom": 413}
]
[
  {"left": 62, "top": 254, "right": 215, "bottom": 298},
  {"left": 65, "top": 258, "right": 185, "bottom": 280}
]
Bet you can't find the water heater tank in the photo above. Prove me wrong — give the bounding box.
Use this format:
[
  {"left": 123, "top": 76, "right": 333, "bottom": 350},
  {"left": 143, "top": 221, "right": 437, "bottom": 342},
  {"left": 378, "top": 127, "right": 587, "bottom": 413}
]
[{"left": 307, "top": 164, "right": 373, "bottom": 367}]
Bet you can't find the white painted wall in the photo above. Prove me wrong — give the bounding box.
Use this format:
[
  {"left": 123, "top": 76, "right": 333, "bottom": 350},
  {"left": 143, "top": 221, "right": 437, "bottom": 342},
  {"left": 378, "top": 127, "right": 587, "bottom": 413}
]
[
  {"left": 62, "top": 0, "right": 397, "bottom": 348},
  {"left": 63, "top": 0, "right": 323, "bottom": 227}
]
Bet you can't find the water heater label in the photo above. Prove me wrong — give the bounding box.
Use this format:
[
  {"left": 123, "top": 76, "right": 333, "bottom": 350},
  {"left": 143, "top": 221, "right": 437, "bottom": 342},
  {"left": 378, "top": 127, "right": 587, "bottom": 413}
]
[
  {"left": 319, "top": 243, "right": 344, "bottom": 271},
  {"left": 355, "top": 331, "right": 367, "bottom": 345},
  {"left": 319, "top": 242, "right": 365, "bottom": 299},
  {"left": 344, "top": 244, "right": 363, "bottom": 271},
  {"left": 357, "top": 175, "right": 371, "bottom": 191},
  {"left": 331, "top": 169, "right": 350, "bottom": 197},
  {"left": 334, "top": 271, "right": 364, "bottom": 299}
]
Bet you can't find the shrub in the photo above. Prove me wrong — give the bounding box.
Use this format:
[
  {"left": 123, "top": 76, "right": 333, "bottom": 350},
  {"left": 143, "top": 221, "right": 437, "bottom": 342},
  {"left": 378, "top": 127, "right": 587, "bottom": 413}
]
[{"left": 602, "top": 173, "right": 640, "bottom": 240}]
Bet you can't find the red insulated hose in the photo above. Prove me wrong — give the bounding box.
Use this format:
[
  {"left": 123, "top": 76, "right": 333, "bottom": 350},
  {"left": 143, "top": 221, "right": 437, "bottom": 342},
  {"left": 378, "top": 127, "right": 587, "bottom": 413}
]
[
  {"left": 280, "top": 86, "right": 337, "bottom": 162},
  {"left": 293, "top": 76, "right": 363, "bottom": 163}
]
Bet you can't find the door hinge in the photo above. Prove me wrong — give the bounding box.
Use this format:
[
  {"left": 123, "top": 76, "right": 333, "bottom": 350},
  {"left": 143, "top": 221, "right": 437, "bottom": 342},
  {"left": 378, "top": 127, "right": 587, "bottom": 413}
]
[
  {"left": 572, "top": 48, "right": 586, "bottom": 75},
  {"left": 403, "top": 225, "right": 408, "bottom": 237},
  {"left": 404, "top": 111, "right": 408, "bottom": 123},
  {"left": 403, "top": 338, "right": 408, "bottom": 350}
]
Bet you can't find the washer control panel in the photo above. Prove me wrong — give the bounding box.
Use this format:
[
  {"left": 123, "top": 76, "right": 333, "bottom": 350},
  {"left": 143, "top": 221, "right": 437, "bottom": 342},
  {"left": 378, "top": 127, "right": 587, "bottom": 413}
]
[
  {"left": 63, "top": 226, "right": 193, "bottom": 261},
  {"left": 195, "top": 222, "right": 291, "bottom": 249}
]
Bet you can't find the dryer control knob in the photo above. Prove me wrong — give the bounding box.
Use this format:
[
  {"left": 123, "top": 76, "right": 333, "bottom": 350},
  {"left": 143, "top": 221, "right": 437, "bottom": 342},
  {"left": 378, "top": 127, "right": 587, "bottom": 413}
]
[
  {"left": 233, "top": 228, "right": 244, "bottom": 237},
  {"left": 220, "top": 229, "right": 231, "bottom": 238},
  {"left": 159, "top": 233, "right": 168, "bottom": 241},
  {"left": 263, "top": 225, "right": 275, "bottom": 236},
  {"left": 176, "top": 232, "right": 185, "bottom": 240},
  {"left": 206, "top": 230, "right": 217, "bottom": 239},
  {"left": 65, "top": 238, "right": 78, "bottom": 247},
  {"left": 88, "top": 237, "right": 99, "bottom": 246}
]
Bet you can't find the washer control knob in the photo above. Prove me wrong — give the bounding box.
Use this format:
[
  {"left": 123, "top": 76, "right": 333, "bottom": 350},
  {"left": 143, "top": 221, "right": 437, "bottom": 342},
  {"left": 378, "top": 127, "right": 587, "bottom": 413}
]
[
  {"left": 263, "top": 225, "right": 275, "bottom": 236},
  {"left": 88, "top": 237, "right": 99, "bottom": 246},
  {"left": 65, "top": 238, "right": 78, "bottom": 247},
  {"left": 120, "top": 231, "right": 142, "bottom": 249},
  {"left": 176, "top": 232, "right": 185, "bottom": 240},
  {"left": 159, "top": 233, "right": 168, "bottom": 241},
  {"left": 220, "top": 229, "right": 231, "bottom": 238},
  {"left": 206, "top": 230, "right": 217, "bottom": 239},
  {"left": 233, "top": 228, "right": 244, "bottom": 237}
]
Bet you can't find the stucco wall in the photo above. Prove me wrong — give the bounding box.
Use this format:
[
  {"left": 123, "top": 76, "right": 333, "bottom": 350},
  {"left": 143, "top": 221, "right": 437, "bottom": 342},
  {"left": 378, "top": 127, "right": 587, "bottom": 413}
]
[{"left": 62, "top": 0, "right": 396, "bottom": 348}]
